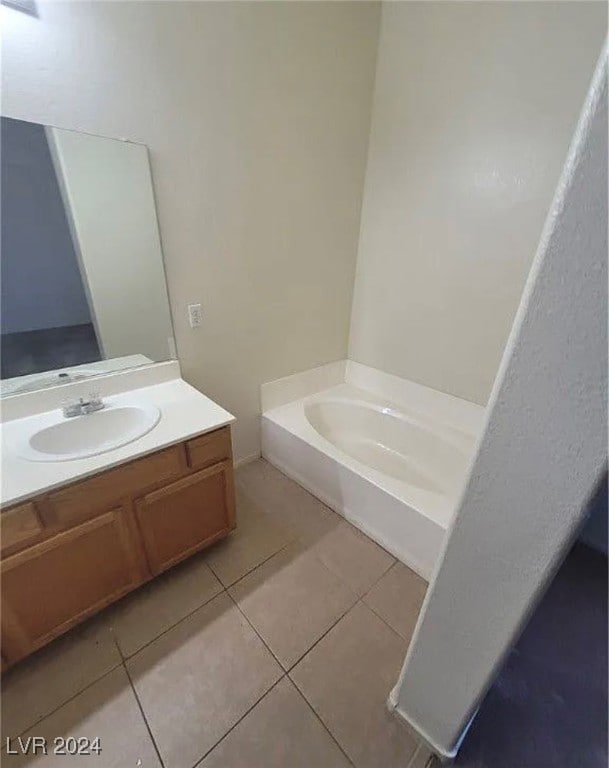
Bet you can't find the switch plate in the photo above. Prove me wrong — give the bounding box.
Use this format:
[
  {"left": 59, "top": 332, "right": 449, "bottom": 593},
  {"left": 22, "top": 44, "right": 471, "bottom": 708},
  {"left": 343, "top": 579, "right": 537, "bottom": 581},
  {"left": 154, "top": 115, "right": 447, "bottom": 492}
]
[{"left": 188, "top": 303, "right": 203, "bottom": 328}]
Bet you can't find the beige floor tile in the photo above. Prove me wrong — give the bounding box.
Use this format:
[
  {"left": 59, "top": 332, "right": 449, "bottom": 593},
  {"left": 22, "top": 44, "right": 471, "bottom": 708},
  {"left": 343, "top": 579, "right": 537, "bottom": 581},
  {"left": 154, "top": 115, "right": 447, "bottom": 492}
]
[
  {"left": 199, "top": 677, "right": 351, "bottom": 768},
  {"left": 311, "top": 521, "right": 395, "bottom": 596},
  {"left": 363, "top": 562, "right": 427, "bottom": 643},
  {"left": 104, "top": 551, "right": 223, "bottom": 657},
  {"left": 236, "top": 459, "right": 342, "bottom": 544},
  {"left": 3, "top": 667, "right": 161, "bottom": 768},
  {"left": 408, "top": 743, "right": 439, "bottom": 768},
  {"left": 229, "top": 542, "right": 357, "bottom": 670},
  {"left": 127, "top": 592, "right": 282, "bottom": 768},
  {"left": 291, "top": 601, "right": 418, "bottom": 768},
  {"left": 205, "top": 488, "right": 296, "bottom": 587},
  {"left": 2, "top": 618, "right": 121, "bottom": 739}
]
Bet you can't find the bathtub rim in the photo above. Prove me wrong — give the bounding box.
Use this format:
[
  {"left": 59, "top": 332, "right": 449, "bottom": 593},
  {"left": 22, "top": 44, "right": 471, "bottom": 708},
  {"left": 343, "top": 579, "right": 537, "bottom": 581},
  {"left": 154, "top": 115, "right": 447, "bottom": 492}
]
[{"left": 261, "top": 359, "right": 486, "bottom": 436}]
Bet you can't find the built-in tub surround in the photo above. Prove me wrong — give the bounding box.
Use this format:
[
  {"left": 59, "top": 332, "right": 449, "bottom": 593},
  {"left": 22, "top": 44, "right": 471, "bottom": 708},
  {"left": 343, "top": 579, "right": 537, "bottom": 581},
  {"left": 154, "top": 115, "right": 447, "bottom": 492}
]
[
  {"left": 261, "top": 361, "right": 484, "bottom": 578},
  {"left": 1, "top": 361, "right": 235, "bottom": 506}
]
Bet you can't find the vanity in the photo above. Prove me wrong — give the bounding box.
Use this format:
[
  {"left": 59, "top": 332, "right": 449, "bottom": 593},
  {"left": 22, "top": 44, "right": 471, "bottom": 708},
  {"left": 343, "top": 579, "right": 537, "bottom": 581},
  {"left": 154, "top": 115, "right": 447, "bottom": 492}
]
[
  {"left": 0, "top": 117, "right": 239, "bottom": 669},
  {"left": 1, "top": 370, "right": 237, "bottom": 670}
]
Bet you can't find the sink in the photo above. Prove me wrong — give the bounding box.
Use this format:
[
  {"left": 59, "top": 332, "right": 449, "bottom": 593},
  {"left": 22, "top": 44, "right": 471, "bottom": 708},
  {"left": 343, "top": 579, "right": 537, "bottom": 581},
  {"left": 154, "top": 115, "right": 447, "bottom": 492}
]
[{"left": 11, "top": 399, "right": 161, "bottom": 462}]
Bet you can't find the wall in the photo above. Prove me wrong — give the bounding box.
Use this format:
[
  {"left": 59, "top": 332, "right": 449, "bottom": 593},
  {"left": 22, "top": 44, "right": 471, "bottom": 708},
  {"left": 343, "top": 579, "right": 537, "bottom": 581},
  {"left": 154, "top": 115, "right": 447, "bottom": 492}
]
[
  {"left": 349, "top": 2, "right": 606, "bottom": 405},
  {"left": 0, "top": 117, "right": 92, "bottom": 334},
  {"left": 579, "top": 472, "right": 608, "bottom": 555},
  {"left": 392, "top": 46, "right": 608, "bottom": 757},
  {"left": 1, "top": 1, "right": 380, "bottom": 460},
  {"left": 49, "top": 127, "right": 174, "bottom": 363}
]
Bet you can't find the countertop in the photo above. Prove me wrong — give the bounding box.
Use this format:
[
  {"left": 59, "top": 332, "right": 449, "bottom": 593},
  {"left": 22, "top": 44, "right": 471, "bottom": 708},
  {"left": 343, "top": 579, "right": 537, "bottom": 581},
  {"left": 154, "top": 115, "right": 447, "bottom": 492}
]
[{"left": 1, "top": 377, "right": 235, "bottom": 507}]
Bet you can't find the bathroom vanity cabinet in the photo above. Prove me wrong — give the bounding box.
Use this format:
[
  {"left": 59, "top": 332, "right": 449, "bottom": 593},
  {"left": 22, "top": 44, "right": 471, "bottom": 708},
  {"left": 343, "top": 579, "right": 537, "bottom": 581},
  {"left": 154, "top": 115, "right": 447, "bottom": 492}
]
[{"left": 0, "top": 426, "right": 236, "bottom": 667}]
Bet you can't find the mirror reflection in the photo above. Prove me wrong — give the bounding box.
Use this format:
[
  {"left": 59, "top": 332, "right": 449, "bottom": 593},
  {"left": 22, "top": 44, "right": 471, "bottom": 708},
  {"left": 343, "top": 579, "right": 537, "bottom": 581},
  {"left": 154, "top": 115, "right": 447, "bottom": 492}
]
[{"left": 0, "top": 117, "right": 175, "bottom": 396}]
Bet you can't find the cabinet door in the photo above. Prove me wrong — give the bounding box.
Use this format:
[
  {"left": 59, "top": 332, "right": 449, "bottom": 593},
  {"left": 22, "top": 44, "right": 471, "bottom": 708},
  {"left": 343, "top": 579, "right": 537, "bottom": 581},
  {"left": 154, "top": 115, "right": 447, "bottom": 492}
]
[
  {"left": 1, "top": 507, "right": 146, "bottom": 662},
  {"left": 135, "top": 460, "right": 236, "bottom": 575}
]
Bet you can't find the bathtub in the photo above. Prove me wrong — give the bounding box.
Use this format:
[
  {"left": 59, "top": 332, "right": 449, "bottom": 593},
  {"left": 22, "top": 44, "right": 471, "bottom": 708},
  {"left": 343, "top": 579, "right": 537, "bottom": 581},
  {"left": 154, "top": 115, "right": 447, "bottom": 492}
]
[{"left": 261, "top": 361, "right": 485, "bottom": 578}]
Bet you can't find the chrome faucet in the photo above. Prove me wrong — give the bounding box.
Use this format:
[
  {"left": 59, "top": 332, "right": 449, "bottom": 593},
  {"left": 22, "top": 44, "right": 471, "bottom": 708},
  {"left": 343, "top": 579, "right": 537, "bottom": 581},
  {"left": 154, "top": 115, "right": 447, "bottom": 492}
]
[{"left": 62, "top": 393, "right": 105, "bottom": 418}]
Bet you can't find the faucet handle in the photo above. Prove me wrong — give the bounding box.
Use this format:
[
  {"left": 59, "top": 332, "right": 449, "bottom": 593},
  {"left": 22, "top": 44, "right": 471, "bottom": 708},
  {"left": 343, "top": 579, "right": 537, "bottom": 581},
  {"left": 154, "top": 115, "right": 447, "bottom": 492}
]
[
  {"left": 83, "top": 392, "right": 105, "bottom": 414},
  {"left": 62, "top": 398, "right": 83, "bottom": 418}
]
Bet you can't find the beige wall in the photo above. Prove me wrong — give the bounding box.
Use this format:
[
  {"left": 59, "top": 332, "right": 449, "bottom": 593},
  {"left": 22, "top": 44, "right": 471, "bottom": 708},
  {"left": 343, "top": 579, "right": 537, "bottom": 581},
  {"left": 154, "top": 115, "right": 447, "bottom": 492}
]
[
  {"left": 349, "top": 2, "right": 606, "bottom": 405},
  {"left": 1, "top": 1, "right": 380, "bottom": 461}
]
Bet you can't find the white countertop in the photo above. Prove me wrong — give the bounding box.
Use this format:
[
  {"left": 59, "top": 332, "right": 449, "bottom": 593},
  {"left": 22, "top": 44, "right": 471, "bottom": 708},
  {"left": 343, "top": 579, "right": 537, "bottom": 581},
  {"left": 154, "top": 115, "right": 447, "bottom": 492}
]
[{"left": 1, "top": 377, "right": 235, "bottom": 507}]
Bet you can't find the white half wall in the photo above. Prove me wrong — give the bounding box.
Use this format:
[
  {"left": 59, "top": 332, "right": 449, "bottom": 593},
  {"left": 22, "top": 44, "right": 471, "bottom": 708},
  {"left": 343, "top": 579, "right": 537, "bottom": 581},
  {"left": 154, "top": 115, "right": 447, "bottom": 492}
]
[
  {"left": 391, "top": 45, "right": 608, "bottom": 758},
  {"left": 349, "top": 1, "right": 606, "bottom": 405}
]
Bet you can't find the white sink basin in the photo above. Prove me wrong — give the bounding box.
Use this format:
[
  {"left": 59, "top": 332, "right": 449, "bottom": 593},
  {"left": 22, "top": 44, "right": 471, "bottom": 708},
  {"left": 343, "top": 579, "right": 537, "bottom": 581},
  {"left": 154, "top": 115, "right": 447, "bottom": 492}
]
[{"left": 11, "top": 399, "right": 161, "bottom": 462}]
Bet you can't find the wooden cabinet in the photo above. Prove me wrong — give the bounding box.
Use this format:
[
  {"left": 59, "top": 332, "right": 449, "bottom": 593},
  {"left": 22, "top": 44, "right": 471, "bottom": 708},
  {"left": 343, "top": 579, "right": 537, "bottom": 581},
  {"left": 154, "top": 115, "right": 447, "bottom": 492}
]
[
  {"left": 1, "top": 426, "right": 235, "bottom": 666},
  {"left": 1, "top": 508, "right": 147, "bottom": 661},
  {"left": 136, "top": 460, "right": 235, "bottom": 574},
  {"left": 186, "top": 429, "right": 232, "bottom": 471},
  {"left": 46, "top": 445, "right": 184, "bottom": 528},
  {"left": 1, "top": 502, "right": 43, "bottom": 555}
]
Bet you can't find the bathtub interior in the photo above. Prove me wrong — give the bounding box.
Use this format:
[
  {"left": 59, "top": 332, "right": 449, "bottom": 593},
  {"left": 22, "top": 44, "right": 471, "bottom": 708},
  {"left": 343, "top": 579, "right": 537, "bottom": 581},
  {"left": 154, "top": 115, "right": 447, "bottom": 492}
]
[
  {"left": 264, "top": 378, "right": 481, "bottom": 520},
  {"left": 304, "top": 397, "right": 474, "bottom": 497}
]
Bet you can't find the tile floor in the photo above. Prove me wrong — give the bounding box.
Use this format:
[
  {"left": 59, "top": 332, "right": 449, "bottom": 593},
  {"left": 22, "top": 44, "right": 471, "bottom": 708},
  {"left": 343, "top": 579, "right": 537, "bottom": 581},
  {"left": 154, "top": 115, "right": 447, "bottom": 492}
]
[{"left": 1, "top": 459, "right": 433, "bottom": 768}]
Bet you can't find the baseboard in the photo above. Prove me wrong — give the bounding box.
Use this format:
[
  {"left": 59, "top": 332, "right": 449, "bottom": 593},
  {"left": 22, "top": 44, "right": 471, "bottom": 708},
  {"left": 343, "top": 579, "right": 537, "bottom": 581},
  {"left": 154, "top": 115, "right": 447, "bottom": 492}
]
[
  {"left": 387, "top": 687, "right": 476, "bottom": 764},
  {"left": 233, "top": 451, "right": 261, "bottom": 469}
]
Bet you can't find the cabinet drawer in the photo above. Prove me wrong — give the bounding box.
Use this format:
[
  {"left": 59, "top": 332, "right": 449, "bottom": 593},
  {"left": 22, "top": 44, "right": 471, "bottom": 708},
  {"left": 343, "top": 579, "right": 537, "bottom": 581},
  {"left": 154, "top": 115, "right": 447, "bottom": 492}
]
[
  {"left": 46, "top": 445, "right": 185, "bottom": 528},
  {"left": 1, "top": 503, "right": 43, "bottom": 554},
  {"left": 135, "top": 460, "right": 235, "bottom": 574},
  {"left": 186, "top": 427, "right": 232, "bottom": 471}
]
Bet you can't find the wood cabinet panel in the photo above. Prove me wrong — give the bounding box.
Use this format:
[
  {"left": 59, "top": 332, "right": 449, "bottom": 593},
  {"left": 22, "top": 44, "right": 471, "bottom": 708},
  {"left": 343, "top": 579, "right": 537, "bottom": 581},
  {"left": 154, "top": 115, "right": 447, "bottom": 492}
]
[
  {"left": 136, "top": 460, "right": 236, "bottom": 574},
  {"left": 1, "top": 428, "right": 235, "bottom": 667},
  {"left": 1, "top": 502, "right": 43, "bottom": 555},
  {"left": 186, "top": 427, "right": 232, "bottom": 471},
  {"left": 46, "top": 445, "right": 185, "bottom": 528},
  {"left": 1, "top": 508, "right": 147, "bottom": 661}
]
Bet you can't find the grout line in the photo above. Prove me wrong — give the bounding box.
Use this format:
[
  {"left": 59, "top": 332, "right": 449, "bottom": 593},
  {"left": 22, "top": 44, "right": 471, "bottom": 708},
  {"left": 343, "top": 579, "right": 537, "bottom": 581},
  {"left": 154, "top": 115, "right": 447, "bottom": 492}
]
[
  {"left": 7, "top": 661, "right": 123, "bottom": 741},
  {"left": 190, "top": 674, "right": 288, "bottom": 768},
  {"left": 406, "top": 741, "right": 438, "bottom": 768},
  {"left": 208, "top": 537, "right": 295, "bottom": 591},
  {"left": 225, "top": 590, "right": 285, "bottom": 670},
  {"left": 359, "top": 596, "right": 416, "bottom": 647},
  {"left": 4, "top": 628, "right": 125, "bottom": 741},
  {"left": 288, "top": 677, "right": 357, "bottom": 768},
  {"left": 113, "top": 573, "right": 226, "bottom": 662},
  {"left": 405, "top": 741, "right": 424, "bottom": 768},
  {"left": 361, "top": 557, "right": 398, "bottom": 595},
  {"left": 112, "top": 633, "right": 126, "bottom": 663},
  {"left": 285, "top": 597, "right": 357, "bottom": 673},
  {"left": 225, "top": 543, "right": 360, "bottom": 675},
  {"left": 121, "top": 515, "right": 376, "bottom": 667},
  {"left": 121, "top": 642, "right": 166, "bottom": 768}
]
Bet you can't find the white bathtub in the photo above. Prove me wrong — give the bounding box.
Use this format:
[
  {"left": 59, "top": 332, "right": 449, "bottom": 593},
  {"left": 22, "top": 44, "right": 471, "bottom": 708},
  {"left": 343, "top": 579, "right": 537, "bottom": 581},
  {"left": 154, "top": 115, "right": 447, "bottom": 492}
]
[{"left": 261, "top": 361, "right": 485, "bottom": 578}]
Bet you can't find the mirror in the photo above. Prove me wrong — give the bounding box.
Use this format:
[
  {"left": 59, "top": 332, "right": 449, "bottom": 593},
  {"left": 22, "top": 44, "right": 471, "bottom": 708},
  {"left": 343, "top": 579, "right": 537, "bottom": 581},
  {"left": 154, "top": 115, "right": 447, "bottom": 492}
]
[{"left": 0, "top": 117, "right": 175, "bottom": 396}]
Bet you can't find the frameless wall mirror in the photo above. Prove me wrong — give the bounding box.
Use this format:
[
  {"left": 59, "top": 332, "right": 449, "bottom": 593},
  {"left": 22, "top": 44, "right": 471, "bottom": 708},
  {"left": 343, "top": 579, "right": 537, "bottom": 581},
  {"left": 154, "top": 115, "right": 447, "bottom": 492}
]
[{"left": 0, "top": 117, "right": 175, "bottom": 396}]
